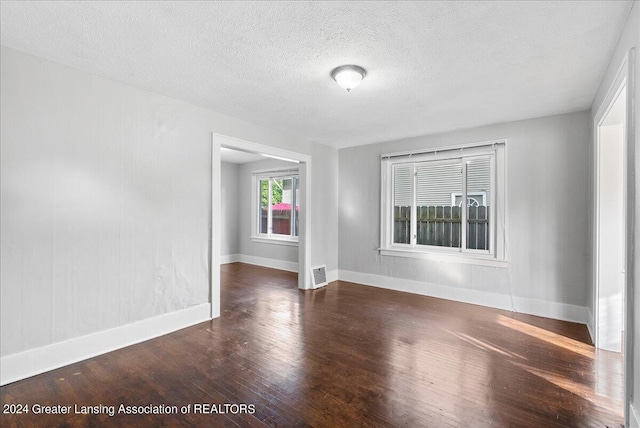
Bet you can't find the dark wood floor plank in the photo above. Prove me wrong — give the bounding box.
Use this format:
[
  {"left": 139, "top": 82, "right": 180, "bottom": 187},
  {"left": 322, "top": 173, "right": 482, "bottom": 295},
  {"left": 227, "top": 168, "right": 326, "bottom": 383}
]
[{"left": 1, "top": 262, "right": 623, "bottom": 427}]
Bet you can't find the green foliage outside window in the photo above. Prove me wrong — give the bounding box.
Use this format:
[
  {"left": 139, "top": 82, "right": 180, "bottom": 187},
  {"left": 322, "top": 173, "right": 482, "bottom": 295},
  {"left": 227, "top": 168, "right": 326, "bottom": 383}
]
[{"left": 261, "top": 179, "right": 283, "bottom": 207}]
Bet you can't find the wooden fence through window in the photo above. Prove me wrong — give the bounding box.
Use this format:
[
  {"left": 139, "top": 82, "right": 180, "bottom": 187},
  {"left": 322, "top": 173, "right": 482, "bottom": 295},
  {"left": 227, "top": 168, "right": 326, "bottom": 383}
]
[
  {"left": 393, "top": 205, "right": 489, "bottom": 250},
  {"left": 261, "top": 209, "right": 298, "bottom": 236}
]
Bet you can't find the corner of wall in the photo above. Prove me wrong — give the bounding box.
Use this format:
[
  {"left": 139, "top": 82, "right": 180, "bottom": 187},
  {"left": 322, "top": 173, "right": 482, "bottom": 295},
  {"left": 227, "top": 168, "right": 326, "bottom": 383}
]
[
  {"left": 220, "top": 254, "right": 240, "bottom": 264},
  {"left": 586, "top": 307, "right": 595, "bottom": 345},
  {"left": 326, "top": 269, "right": 339, "bottom": 284}
]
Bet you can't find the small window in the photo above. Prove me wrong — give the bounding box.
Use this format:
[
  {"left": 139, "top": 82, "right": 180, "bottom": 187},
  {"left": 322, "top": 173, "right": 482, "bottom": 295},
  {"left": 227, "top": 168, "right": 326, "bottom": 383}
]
[
  {"left": 253, "top": 169, "right": 299, "bottom": 243},
  {"left": 381, "top": 141, "right": 505, "bottom": 261}
]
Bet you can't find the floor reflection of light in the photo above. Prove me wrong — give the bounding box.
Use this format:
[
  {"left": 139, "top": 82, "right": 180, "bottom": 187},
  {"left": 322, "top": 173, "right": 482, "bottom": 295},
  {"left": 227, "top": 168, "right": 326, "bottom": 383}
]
[
  {"left": 445, "top": 330, "right": 528, "bottom": 360},
  {"left": 496, "top": 314, "right": 623, "bottom": 416},
  {"left": 251, "top": 294, "right": 304, "bottom": 388},
  {"left": 496, "top": 315, "right": 594, "bottom": 358},
  {"left": 594, "top": 348, "right": 624, "bottom": 401},
  {"left": 386, "top": 331, "right": 494, "bottom": 425},
  {"left": 512, "top": 362, "right": 623, "bottom": 417}
]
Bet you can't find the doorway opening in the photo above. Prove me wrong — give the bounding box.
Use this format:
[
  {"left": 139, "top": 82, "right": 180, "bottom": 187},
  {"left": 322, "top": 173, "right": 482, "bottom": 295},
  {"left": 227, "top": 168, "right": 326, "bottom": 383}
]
[
  {"left": 220, "top": 146, "right": 300, "bottom": 272},
  {"left": 210, "top": 133, "right": 312, "bottom": 318},
  {"left": 595, "top": 83, "right": 627, "bottom": 354},
  {"left": 593, "top": 50, "right": 636, "bottom": 426}
]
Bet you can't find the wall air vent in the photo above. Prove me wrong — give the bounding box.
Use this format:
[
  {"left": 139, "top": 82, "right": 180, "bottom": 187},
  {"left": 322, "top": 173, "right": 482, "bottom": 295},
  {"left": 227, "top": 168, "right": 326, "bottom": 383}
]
[{"left": 311, "top": 265, "right": 328, "bottom": 288}]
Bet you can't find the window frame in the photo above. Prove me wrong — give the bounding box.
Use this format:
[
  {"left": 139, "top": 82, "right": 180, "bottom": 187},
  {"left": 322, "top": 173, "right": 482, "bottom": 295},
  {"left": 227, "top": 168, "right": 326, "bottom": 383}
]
[
  {"left": 380, "top": 141, "right": 506, "bottom": 265},
  {"left": 251, "top": 168, "right": 300, "bottom": 246}
]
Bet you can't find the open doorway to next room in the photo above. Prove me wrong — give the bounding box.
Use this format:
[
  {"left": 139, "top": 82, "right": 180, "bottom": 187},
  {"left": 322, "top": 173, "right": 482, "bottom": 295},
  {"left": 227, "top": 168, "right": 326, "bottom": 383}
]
[{"left": 220, "top": 146, "right": 301, "bottom": 282}]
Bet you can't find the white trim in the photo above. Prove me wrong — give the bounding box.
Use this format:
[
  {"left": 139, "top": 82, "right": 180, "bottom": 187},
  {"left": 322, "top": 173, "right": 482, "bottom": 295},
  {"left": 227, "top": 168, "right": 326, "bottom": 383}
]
[
  {"left": 252, "top": 170, "right": 300, "bottom": 240},
  {"left": 338, "top": 270, "right": 589, "bottom": 324},
  {"left": 211, "top": 135, "right": 221, "bottom": 319},
  {"left": 220, "top": 254, "right": 240, "bottom": 264},
  {"left": 381, "top": 139, "right": 506, "bottom": 160},
  {"left": 625, "top": 47, "right": 636, "bottom": 428},
  {"left": 591, "top": 48, "right": 636, "bottom": 428},
  {"left": 630, "top": 403, "right": 640, "bottom": 428},
  {"left": 379, "top": 248, "right": 507, "bottom": 267},
  {"left": 511, "top": 297, "right": 589, "bottom": 325},
  {"left": 594, "top": 53, "right": 631, "bottom": 122},
  {"left": 461, "top": 157, "right": 468, "bottom": 250},
  {"left": 592, "top": 51, "right": 630, "bottom": 351},
  {"left": 299, "top": 161, "right": 312, "bottom": 290},
  {"left": 0, "top": 303, "right": 210, "bottom": 386},
  {"left": 252, "top": 167, "right": 300, "bottom": 176},
  {"left": 237, "top": 254, "right": 298, "bottom": 273},
  {"left": 250, "top": 236, "right": 299, "bottom": 246},
  {"left": 339, "top": 269, "right": 513, "bottom": 311},
  {"left": 218, "top": 134, "right": 309, "bottom": 166}
]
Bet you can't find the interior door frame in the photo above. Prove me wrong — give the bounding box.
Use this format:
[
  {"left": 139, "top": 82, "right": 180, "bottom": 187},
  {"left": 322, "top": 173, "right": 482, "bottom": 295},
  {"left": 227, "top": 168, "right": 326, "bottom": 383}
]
[
  {"left": 210, "top": 133, "right": 312, "bottom": 318},
  {"left": 592, "top": 48, "right": 635, "bottom": 425}
]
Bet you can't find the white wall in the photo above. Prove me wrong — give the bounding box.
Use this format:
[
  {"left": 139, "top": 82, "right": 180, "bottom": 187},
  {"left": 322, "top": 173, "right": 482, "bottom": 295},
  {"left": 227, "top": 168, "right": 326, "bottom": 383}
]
[
  {"left": 237, "top": 158, "right": 299, "bottom": 265},
  {"left": 590, "top": 2, "right": 639, "bottom": 424},
  {"left": 220, "top": 162, "right": 239, "bottom": 257},
  {"left": 0, "top": 46, "right": 339, "bottom": 373},
  {"left": 338, "top": 111, "right": 590, "bottom": 321}
]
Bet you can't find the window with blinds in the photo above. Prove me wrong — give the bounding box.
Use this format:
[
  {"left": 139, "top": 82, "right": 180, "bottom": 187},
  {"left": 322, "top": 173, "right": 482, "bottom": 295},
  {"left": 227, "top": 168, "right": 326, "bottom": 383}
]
[
  {"left": 381, "top": 141, "right": 505, "bottom": 260},
  {"left": 415, "top": 159, "right": 464, "bottom": 248}
]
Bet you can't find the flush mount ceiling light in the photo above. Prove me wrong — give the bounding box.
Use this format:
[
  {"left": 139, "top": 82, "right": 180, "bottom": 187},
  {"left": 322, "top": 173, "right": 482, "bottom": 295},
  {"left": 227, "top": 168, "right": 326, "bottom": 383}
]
[{"left": 330, "top": 65, "right": 366, "bottom": 92}]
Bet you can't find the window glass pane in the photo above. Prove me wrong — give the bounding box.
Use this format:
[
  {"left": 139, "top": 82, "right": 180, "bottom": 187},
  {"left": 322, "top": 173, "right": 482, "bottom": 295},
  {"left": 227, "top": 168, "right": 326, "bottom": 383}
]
[
  {"left": 393, "top": 164, "right": 412, "bottom": 244},
  {"left": 293, "top": 177, "right": 300, "bottom": 236},
  {"left": 416, "top": 161, "right": 462, "bottom": 248},
  {"left": 272, "top": 178, "right": 292, "bottom": 236},
  {"left": 466, "top": 158, "right": 490, "bottom": 250},
  {"left": 259, "top": 179, "right": 269, "bottom": 234}
]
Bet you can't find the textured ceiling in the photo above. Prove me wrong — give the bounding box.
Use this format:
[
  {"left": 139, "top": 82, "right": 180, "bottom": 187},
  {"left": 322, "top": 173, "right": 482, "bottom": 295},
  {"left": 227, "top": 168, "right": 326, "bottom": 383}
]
[{"left": 0, "top": 1, "right": 633, "bottom": 149}]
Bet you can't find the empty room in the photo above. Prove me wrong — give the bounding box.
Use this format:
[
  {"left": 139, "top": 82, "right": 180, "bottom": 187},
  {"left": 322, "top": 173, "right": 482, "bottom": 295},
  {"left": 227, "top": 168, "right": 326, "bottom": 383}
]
[{"left": 1, "top": 1, "right": 639, "bottom": 427}]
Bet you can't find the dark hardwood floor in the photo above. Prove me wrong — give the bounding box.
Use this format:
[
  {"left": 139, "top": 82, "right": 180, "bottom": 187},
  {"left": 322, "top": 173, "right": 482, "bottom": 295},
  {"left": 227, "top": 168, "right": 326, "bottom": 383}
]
[{"left": 1, "top": 263, "right": 623, "bottom": 427}]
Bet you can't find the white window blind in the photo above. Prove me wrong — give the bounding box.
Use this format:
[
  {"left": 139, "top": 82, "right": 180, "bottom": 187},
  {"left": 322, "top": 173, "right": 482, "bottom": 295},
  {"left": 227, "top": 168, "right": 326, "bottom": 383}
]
[
  {"left": 393, "top": 164, "right": 412, "bottom": 207},
  {"left": 416, "top": 161, "right": 462, "bottom": 206}
]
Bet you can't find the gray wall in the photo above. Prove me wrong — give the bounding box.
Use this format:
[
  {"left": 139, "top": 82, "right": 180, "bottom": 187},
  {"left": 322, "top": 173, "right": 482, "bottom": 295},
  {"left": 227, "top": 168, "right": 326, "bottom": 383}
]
[
  {"left": 339, "top": 111, "right": 590, "bottom": 307},
  {"left": 590, "top": 2, "right": 639, "bottom": 423},
  {"left": 0, "top": 46, "right": 339, "bottom": 357},
  {"left": 238, "top": 158, "right": 299, "bottom": 263},
  {"left": 220, "top": 162, "right": 239, "bottom": 257},
  {"left": 310, "top": 142, "right": 339, "bottom": 276}
]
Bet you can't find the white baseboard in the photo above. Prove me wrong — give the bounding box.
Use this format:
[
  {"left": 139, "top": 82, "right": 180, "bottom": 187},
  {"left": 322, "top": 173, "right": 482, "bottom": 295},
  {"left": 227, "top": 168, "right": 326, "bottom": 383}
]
[
  {"left": 339, "top": 270, "right": 513, "bottom": 311},
  {"left": 511, "top": 297, "right": 589, "bottom": 325},
  {"left": 326, "top": 269, "right": 339, "bottom": 284},
  {"left": 631, "top": 403, "right": 640, "bottom": 428},
  {"left": 220, "top": 254, "right": 240, "bottom": 264},
  {"left": 237, "top": 254, "right": 298, "bottom": 273},
  {"left": 338, "top": 270, "right": 589, "bottom": 325},
  {"left": 0, "top": 303, "right": 211, "bottom": 386}
]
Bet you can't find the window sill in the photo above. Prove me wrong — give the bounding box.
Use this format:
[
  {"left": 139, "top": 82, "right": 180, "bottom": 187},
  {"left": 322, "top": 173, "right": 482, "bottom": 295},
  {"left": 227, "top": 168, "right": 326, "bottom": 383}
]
[
  {"left": 379, "top": 248, "right": 507, "bottom": 268},
  {"left": 251, "top": 236, "right": 299, "bottom": 247}
]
